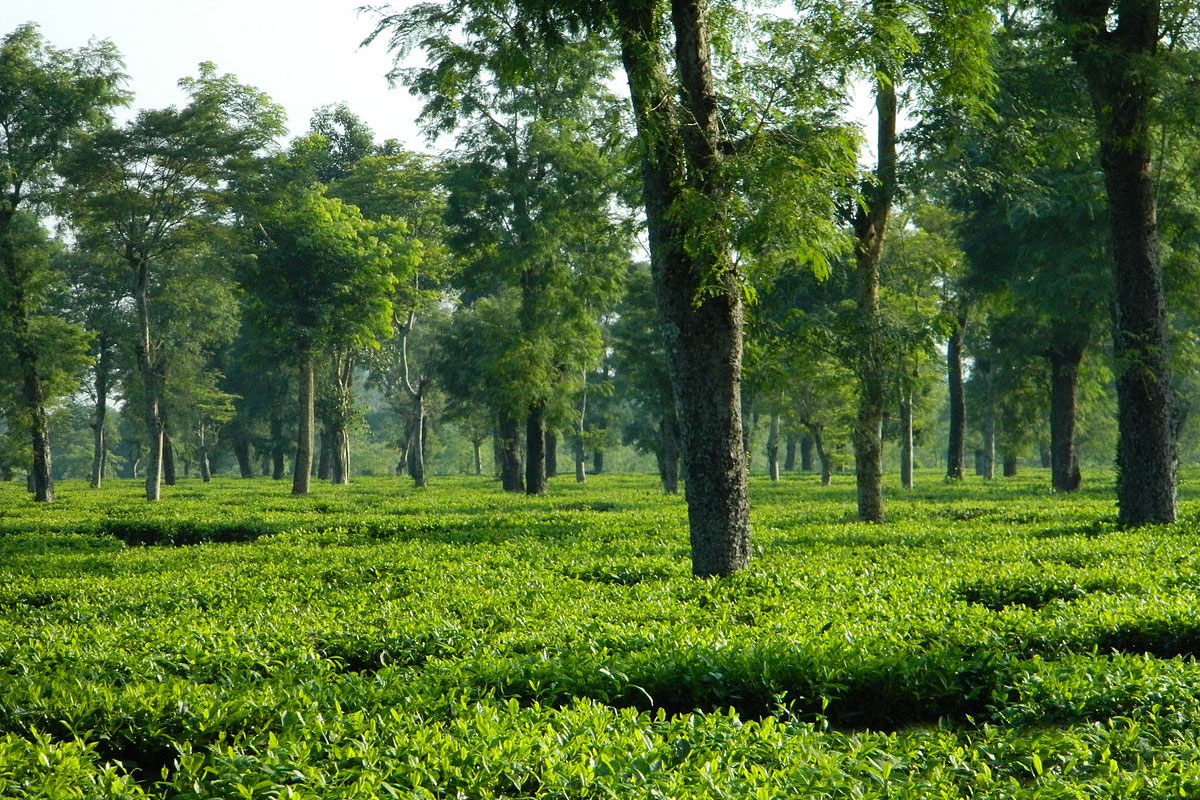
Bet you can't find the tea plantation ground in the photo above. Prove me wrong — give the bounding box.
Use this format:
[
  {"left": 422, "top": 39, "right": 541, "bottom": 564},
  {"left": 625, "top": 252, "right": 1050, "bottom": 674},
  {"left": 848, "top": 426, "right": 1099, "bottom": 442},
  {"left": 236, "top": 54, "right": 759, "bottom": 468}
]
[{"left": 6, "top": 470, "right": 1200, "bottom": 798}]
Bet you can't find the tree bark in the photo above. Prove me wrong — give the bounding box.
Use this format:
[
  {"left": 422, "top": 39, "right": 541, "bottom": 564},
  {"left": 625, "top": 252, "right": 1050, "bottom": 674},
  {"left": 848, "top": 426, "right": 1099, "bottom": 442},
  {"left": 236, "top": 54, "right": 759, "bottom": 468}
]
[
  {"left": 132, "top": 256, "right": 163, "bottom": 502},
  {"left": 90, "top": 336, "right": 111, "bottom": 489},
  {"left": 617, "top": 0, "right": 751, "bottom": 576},
  {"left": 980, "top": 360, "right": 995, "bottom": 480},
  {"left": 498, "top": 411, "right": 524, "bottom": 493},
  {"left": 1059, "top": 0, "right": 1174, "bottom": 523},
  {"left": 946, "top": 310, "right": 967, "bottom": 480},
  {"left": 1003, "top": 454, "right": 1018, "bottom": 477},
  {"left": 293, "top": 353, "right": 314, "bottom": 496},
  {"left": 899, "top": 380, "right": 914, "bottom": 489},
  {"left": 806, "top": 423, "right": 832, "bottom": 486},
  {"left": 407, "top": 380, "right": 427, "bottom": 488},
  {"left": 766, "top": 412, "right": 780, "bottom": 481},
  {"left": 661, "top": 410, "right": 681, "bottom": 494},
  {"left": 525, "top": 401, "right": 547, "bottom": 495},
  {"left": 233, "top": 436, "right": 253, "bottom": 478},
  {"left": 162, "top": 429, "right": 177, "bottom": 486},
  {"left": 329, "top": 349, "right": 353, "bottom": 485},
  {"left": 784, "top": 433, "right": 797, "bottom": 471},
  {"left": 472, "top": 437, "right": 483, "bottom": 476},
  {"left": 1047, "top": 344, "right": 1083, "bottom": 492},
  {"left": 545, "top": 431, "right": 558, "bottom": 478},
  {"left": 850, "top": 52, "right": 896, "bottom": 523},
  {"left": 800, "top": 436, "right": 814, "bottom": 471}
]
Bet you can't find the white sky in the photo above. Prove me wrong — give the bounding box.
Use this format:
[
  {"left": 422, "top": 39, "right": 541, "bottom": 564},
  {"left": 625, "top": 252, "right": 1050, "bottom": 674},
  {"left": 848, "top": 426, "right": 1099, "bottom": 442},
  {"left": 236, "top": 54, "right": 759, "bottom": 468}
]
[{"left": 2, "top": 0, "right": 430, "bottom": 148}]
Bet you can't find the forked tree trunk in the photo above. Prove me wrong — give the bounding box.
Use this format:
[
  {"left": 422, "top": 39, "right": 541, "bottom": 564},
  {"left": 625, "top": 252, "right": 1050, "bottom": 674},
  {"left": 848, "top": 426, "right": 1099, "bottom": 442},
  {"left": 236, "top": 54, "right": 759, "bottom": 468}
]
[
  {"left": 407, "top": 384, "right": 427, "bottom": 488},
  {"left": 293, "top": 353, "right": 314, "bottom": 496}
]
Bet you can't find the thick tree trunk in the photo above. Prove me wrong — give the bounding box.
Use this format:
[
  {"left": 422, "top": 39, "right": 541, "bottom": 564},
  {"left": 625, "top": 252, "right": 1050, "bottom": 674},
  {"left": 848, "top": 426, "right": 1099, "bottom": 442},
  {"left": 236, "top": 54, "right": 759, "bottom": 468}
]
[
  {"left": 90, "top": 337, "right": 111, "bottom": 489},
  {"left": 1048, "top": 345, "right": 1083, "bottom": 492},
  {"left": 766, "top": 412, "right": 780, "bottom": 481},
  {"left": 526, "top": 401, "right": 547, "bottom": 495},
  {"left": 329, "top": 349, "right": 353, "bottom": 485},
  {"left": 946, "top": 316, "right": 967, "bottom": 480},
  {"left": 618, "top": 0, "right": 751, "bottom": 576},
  {"left": 545, "top": 431, "right": 558, "bottom": 478},
  {"left": 1003, "top": 454, "right": 1018, "bottom": 477},
  {"left": 498, "top": 412, "right": 524, "bottom": 493},
  {"left": 233, "top": 436, "right": 253, "bottom": 478},
  {"left": 293, "top": 354, "right": 314, "bottom": 496},
  {"left": 899, "top": 382, "right": 914, "bottom": 489},
  {"left": 1061, "top": 0, "right": 1174, "bottom": 523},
  {"left": 800, "top": 436, "right": 814, "bottom": 472},
  {"left": 784, "top": 433, "right": 797, "bottom": 472}
]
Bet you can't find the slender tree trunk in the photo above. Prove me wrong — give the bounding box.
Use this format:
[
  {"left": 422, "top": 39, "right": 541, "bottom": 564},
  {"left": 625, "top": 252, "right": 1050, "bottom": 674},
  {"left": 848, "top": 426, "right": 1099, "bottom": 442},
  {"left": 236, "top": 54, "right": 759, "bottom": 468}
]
[
  {"left": 472, "top": 437, "right": 483, "bottom": 476},
  {"left": 162, "top": 429, "right": 177, "bottom": 486},
  {"left": 946, "top": 313, "right": 967, "bottom": 481},
  {"left": 90, "top": 337, "right": 111, "bottom": 489},
  {"left": 132, "top": 257, "right": 163, "bottom": 502},
  {"left": 974, "top": 449, "right": 985, "bottom": 476},
  {"left": 270, "top": 411, "right": 286, "bottom": 480},
  {"left": 617, "top": 0, "right": 751, "bottom": 576},
  {"left": 800, "top": 436, "right": 814, "bottom": 472},
  {"left": 661, "top": 410, "right": 681, "bottom": 494},
  {"left": 806, "top": 423, "right": 832, "bottom": 486},
  {"left": 784, "top": 433, "right": 797, "bottom": 471},
  {"left": 1060, "top": 0, "right": 1174, "bottom": 523},
  {"left": 575, "top": 377, "right": 588, "bottom": 484},
  {"left": 199, "top": 425, "right": 212, "bottom": 483},
  {"left": 899, "top": 380, "right": 914, "bottom": 489},
  {"left": 1048, "top": 345, "right": 1083, "bottom": 492},
  {"left": 0, "top": 212, "right": 54, "bottom": 502},
  {"left": 850, "top": 57, "right": 896, "bottom": 523},
  {"left": 498, "top": 411, "right": 524, "bottom": 493},
  {"left": 293, "top": 353, "right": 314, "bottom": 496},
  {"left": 767, "top": 412, "right": 781, "bottom": 481},
  {"left": 233, "top": 436, "right": 253, "bottom": 478},
  {"left": 407, "top": 381, "right": 427, "bottom": 488},
  {"left": 526, "top": 401, "right": 547, "bottom": 495},
  {"left": 980, "top": 362, "right": 995, "bottom": 481},
  {"left": 317, "top": 428, "right": 332, "bottom": 481},
  {"left": 329, "top": 349, "right": 353, "bottom": 485},
  {"left": 545, "top": 431, "right": 558, "bottom": 478}
]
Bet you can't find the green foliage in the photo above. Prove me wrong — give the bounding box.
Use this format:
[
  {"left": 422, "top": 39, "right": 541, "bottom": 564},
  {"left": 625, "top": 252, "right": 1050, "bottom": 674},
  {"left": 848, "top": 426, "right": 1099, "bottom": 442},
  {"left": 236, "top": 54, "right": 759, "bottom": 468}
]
[{"left": 7, "top": 473, "right": 1200, "bottom": 793}]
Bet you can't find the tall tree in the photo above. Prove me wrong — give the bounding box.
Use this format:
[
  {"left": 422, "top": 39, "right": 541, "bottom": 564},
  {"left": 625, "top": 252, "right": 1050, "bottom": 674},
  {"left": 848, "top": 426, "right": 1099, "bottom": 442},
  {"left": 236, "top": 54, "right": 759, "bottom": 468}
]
[
  {"left": 65, "top": 63, "right": 283, "bottom": 501},
  {"left": 1055, "top": 0, "right": 1176, "bottom": 523},
  {"left": 0, "top": 23, "right": 125, "bottom": 501}
]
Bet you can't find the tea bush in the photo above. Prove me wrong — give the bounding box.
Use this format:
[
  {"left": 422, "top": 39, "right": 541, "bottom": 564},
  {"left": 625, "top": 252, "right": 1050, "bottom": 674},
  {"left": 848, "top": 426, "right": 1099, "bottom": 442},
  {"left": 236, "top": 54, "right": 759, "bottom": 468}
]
[{"left": 3, "top": 470, "right": 1200, "bottom": 797}]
